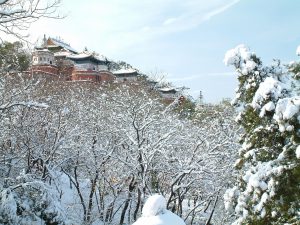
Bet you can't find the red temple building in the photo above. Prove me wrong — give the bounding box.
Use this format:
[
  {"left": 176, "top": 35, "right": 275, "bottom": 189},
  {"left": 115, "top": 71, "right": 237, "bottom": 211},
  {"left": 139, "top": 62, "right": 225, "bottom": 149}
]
[
  {"left": 30, "top": 36, "right": 115, "bottom": 83},
  {"left": 29, "top": 35, "right": 180, "bottom": 102}
]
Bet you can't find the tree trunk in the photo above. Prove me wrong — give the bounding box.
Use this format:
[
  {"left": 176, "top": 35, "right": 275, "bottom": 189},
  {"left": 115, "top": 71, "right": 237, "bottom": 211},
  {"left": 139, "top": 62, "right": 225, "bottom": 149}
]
[{"left": 119, "top": 176, "right": 136, "bottom": 225}]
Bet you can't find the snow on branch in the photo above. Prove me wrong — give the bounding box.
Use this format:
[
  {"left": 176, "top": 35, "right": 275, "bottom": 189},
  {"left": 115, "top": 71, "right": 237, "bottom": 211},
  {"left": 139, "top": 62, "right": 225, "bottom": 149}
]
[
  {"left": 0, "top": 101, "right": 49, "bottom": 111},
  {"left": 0, "top": 0, "right": 63, "bottom": 39}
]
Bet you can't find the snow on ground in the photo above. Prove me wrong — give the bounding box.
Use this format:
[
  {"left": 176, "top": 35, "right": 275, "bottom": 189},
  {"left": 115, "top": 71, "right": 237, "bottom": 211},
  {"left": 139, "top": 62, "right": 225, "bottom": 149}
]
[
  {"left": 142, "top": 195, "right": 167, "bottom": 217},
  {"left": 50, "top": 171, "right": 91, "bottom": 223},
  {"left": 132, "top": 194, "right": 186, "bottom": 225},
  {"left": 132, "top": 211, "right": 186, "bottom": 225}
]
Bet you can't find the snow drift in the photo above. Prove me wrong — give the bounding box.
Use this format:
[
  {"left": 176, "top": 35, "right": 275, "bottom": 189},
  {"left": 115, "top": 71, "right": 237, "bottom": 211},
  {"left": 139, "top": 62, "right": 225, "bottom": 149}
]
[{"left": 132, "top": 194, "right": 186, "bottom": 225}]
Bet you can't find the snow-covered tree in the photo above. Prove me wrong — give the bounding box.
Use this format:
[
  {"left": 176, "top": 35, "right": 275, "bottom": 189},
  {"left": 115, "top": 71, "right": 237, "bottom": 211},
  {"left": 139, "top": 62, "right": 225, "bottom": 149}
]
[
  {"left": 0, "top": 57, "right": 240, "bottom": 225},
  {"left": 191, "top": 100, "right": 239, "bottom": 224},
  {"left": 33, "top": 82, "right": 237, "bottom": 225},
  {"left": 0, "top": 172, "right": 69, "bottom": 225},
  {"left": 0, "top": 76, "right": 69, "bottom": 224},
  {"left": 0, "top": 41, "right": 30, "bottom": 72},
  {"left": 0, "top": 44, "right": 67, "bottom": 225},
  {"left": 224, "top": 45, "right": 300, "bottom": 224}
]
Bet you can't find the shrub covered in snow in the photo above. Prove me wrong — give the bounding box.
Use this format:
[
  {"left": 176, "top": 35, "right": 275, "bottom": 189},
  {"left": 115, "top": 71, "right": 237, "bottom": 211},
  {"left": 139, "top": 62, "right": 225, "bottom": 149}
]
[
  {"left": 224, "top": 45, "right": 300, "bottom": 224},
  {"left": 0, "top": 173, "right": 68, "bottom": 225}
]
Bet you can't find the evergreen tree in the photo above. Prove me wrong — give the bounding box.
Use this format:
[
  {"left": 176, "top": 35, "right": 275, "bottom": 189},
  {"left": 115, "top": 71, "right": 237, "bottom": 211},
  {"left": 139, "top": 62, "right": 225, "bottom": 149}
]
[
  {"left": 224, "top": 45, "right": 300, "bottom": 224},
  {"left": 0, "top": 41, "right": 30, "bottom": 72}
]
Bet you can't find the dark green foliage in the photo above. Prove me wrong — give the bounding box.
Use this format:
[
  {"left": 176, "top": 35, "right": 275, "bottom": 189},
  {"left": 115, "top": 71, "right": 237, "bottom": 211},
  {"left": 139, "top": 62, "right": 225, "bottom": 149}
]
[
  {"left": 0, "top": 41, "right": 30, "bottom": 72},
  {"left": 175, "top": 95, "right": 196, "bottom": 119},
  {"left": 225, "top": 46, "right": 300, "bottom": 224}
]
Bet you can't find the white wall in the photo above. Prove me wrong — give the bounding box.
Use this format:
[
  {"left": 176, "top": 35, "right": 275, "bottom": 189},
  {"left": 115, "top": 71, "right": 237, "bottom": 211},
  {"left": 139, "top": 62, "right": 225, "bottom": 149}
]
[{"left": 32, "top": 52, "right": 55, "bottom": 65}]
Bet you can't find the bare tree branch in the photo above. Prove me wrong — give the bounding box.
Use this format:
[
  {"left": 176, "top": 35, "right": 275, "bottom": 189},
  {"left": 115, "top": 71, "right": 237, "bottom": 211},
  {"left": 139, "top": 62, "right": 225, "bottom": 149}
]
[{"left": 0, "top": 0, "right": 63, "bottom": 39}]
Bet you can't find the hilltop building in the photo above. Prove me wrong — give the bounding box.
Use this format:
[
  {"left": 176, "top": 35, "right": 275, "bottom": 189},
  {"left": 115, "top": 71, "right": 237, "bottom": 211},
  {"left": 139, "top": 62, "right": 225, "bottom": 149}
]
[
  {"left": 29, "top": 35, "right": 182, "bottom": 102},
  {"left": 31, "top": 49, "right": 58, "bottom": 77},
  {"left": 113, "top": 68, "right": 139, "bottom": 82},
  {"left": 30, "top": 35, "right": 115, "bottom": 82},
  {"left": 39, "top": 35, "right": 78, "bottom": 54},
  {"left": 158, "top": 87, "right": 179, "bottom": 100}
]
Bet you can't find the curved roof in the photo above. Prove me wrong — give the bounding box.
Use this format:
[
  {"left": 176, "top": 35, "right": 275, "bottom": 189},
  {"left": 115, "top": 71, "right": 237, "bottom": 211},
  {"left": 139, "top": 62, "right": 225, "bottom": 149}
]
[
  {"left": 49, "top": 38, "right": 78, "bottom": 53},
  {"left": 158, "top": 87, "right": 177, "bottom": 93},
  {"left": 54, "top": 50, "right": 72, "bottom": 57},
  {"left": 67, "top": 52, "right": 107, "bottom": 62},
  {"left": 113, "top": 68, "right": 138, "bottom": 75}
]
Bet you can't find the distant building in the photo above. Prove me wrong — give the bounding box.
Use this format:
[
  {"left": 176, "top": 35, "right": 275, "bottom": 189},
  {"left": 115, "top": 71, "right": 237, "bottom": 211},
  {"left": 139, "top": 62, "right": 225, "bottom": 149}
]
[
  {"left": 30, "top": 35, "right": 115, "bottom": 83},
  {"left": 67, "top": 52, "right": 114, "bottom": 82},
  {"left": 32, "top": 49, "right": 55, "bottom": 66},
  {"left": 29, "top": 35, "right": 182, "bottom": 103},
  {"left": 31, "top": 49, "right": 58, "bottom": 78},
  {"left": 113, "top": 68, "right": 139, "bottom": 82},
  {"left": 40, "top": 36, "right": 78, "bottom": 54},
  {"left": 158, "top": 87, "right": 179, "bottom": 99},
  {"left": 68, "top": 53, "right": 108, "bottom": 72}
]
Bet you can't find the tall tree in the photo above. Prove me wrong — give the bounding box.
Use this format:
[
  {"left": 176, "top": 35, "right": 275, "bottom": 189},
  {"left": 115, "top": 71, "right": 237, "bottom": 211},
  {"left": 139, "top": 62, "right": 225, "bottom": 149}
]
[{"left": 224, "top": 45, "right": 300, "bottom": 224}]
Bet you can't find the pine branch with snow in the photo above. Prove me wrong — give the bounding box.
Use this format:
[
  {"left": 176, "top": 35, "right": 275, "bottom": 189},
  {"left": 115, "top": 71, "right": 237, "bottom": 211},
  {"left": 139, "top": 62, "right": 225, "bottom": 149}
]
[{"left": 224, "top": 45, "right": 300, "bottom": 225}]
